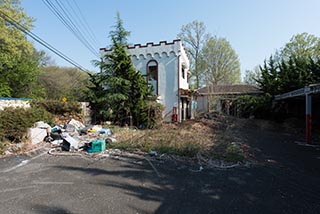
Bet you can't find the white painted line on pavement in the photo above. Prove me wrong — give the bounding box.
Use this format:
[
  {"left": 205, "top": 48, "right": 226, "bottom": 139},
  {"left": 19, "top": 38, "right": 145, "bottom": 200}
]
[
  {"left": 0, "top": 185, "right": 36, "bottom": 193},
  {"left": 294, "top": 141, "right": 320, "bottom": 148},
  {"left": 2, "top": 151, "right": 47, "bottom": 173},
  {"left": 33, "top": 181, "right": 74, "bottom": 185},
  {"left": 145, "top": 157, "right": 161, "bottom": 178}
]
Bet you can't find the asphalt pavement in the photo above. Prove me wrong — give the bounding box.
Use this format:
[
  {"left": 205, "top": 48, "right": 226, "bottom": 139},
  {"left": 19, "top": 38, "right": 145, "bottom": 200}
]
[{"left": 0, "top": 122, "right": 320, "bottom": 214}]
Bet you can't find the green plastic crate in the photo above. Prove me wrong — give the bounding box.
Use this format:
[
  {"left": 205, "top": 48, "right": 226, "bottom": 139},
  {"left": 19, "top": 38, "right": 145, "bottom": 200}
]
[{"left": 89, "top": 139, "right": 106, "bottom": 153}]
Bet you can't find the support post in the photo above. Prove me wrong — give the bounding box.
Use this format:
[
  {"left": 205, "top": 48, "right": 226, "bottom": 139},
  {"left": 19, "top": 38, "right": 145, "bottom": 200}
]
[{"left": 306, "top": 94, "right": 312, "bottom": 144}]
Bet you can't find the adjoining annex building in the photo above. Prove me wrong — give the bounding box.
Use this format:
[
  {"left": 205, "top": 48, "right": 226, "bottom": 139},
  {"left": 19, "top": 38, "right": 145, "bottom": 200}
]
[
  {"left": 196, "top": 84, "right": 262, "bottom": 116},
  {"left": 100, "top": 39, "right": 195, "bottom": 122}
]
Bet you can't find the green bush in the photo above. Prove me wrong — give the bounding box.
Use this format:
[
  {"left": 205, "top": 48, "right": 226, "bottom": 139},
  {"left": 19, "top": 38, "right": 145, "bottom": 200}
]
[
  {"left": 0, "top": 107, "right": 53, "bottom": 142},
  {"left": 235, "top": 94, "right": 272, "bottom": 119},
  {"left": 225, "top": 143, "right": 245, "bottom": 162},
  {"left": 143, "top": 101, "right": 164, "bottom": 129},
  {"left": 211, "top": 142, "right": 245, "bottom": 162},
  {"left": 31, "top": 100, "right": 82, "bottom": 115}
]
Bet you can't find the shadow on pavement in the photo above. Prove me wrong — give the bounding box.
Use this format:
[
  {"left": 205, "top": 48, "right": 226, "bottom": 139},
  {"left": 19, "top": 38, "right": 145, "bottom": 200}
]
[
  {"left": 51, "top": 116, "right": 320, "bottom": 214},
  {"left": 31, "top": 204, "right": 76, "bottom": 214},
  {"left": 53, "top": 149, "right": 320, "bottom": 214}
]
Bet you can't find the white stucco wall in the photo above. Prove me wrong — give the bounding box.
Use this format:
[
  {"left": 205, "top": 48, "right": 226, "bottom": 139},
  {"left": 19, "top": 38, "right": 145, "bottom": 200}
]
[
  {"left": 179, "top": 42, "right": 189, "bottom": 90},
  {"left": 130, "top": 51, "right": 179, "bottom": 118},
  {"left": 100, "top": 40, "right": 190, "bottom": 121}
]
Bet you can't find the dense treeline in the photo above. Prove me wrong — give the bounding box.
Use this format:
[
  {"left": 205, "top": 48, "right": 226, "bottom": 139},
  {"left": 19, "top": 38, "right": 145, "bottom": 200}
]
[
  {"left": 238, "top": 33, "right": 320, "bottom": 119},
  {"left": 245, "top": 32, "right": 320, "bottom": 95},
  {"left": 0, "top": 0, "right": 89, "bottom": 101},
  {"left": 259, "top": 56, "right": 320, "bottom": 96}
]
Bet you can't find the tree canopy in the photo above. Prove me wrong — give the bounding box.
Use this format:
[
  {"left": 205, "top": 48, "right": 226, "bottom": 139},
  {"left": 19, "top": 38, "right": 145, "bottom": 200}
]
[
  {"left": 0, "top": 0, "right": 42, "bottom": 97},
  {"left": 178, "top": 20, "right": 208, "bottom": 89},
  {"left": 201, "top": 36, "right": 241, "bottom": 85},
  {"left": 178, "top": 20, "right": 241, "bottom": 88},
  {"left": 243, "top": 66, "right": 261, "bottom": 86},
  {"left": 39, "top": 66, "right": 89, "bottom": 101},
  {"left": 279, "top": 32, "right": 320, "bottom": 62},
  {"left": 258, "top": 55, "right": 320, "bottom": 95},
  {"left": 257, "top": 33, "right": 320, "bottom": 96}
]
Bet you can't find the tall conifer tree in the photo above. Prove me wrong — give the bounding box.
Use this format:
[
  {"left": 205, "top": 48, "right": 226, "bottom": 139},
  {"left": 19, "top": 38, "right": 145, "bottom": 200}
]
[{"left": 88, "top": 12, "right": 150, "bottom": 126}]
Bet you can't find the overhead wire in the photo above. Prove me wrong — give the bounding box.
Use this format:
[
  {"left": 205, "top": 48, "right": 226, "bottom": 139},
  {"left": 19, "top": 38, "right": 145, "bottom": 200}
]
[
  {"left": 42, "top": 0, "right": 100, "bottom": 58},
  {"left": 67, "top": 0, "right": 101, "bottom": 49},
  {"left": 42, "top": 0, "right": 100, "bottom": 87},
  {"left": 0, "top": 9, "right": 88, "bottom": 71},
  {"left": 54, "top": 0, "right": 99, "bottom": 57}
]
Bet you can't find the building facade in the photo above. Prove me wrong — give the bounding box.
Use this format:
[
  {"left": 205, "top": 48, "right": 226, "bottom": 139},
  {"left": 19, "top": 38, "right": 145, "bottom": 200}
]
[
  {"left": 196, "top": 84, "right": 262, "bottom": 116},
  {"left": 100, "top": 39, "right": 191, "bottom": 122}
]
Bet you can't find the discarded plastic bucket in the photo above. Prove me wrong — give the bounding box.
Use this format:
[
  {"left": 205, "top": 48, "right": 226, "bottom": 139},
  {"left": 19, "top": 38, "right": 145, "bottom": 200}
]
[{"left": 88, "top": 139, "right": 106, "bottom": 153}]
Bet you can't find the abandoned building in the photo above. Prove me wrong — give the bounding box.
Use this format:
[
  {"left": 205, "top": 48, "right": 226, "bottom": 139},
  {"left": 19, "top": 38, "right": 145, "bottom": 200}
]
[
  {"left": 196, "top": 84, "right": 262, "bottom": 115},
  {"left": 100, "top": 39, "right": 194, "bottom": 122}
]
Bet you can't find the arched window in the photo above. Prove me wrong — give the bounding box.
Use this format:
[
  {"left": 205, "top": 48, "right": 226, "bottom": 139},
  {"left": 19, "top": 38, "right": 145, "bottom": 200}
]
[
  {"left": 147, "top": 60, "right": 158, "bottom": 95},
  {"left": 181, "top": 63, "right": 187, "bottom": 79}
]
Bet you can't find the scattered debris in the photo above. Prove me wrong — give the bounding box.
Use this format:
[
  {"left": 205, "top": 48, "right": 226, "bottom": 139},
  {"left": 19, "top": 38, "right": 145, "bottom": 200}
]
[
  {"left": 28, "top": 121, "right": 51, "bottom": 145},
  {"left": 189, "top": 166, "right": 204, "bottom": 172},
  {"left": 86, "top": 139, "right": 106, "bottom": 153},
  {"left": 34, "top": 121, "right": 51, "bottom": 129},
  {"left": 68, "top": 119, "right": 85, "bottom": 130},
  {"left": 28, "top": 128, "right": 48, "bottom": 145},
  {"left": 61, "top": 133, "right": 79, "bottom": 151},
  {"left": 88, "top": 125, "right": 103, "bottom": 133},
  {"left": 149, "top": 150, "right": 158, "bottom": 157},
  {"left": 106, "top": 137, "right": 117, "bottom": 143},
  {"left": 20, "top": 112, "right": 251, "bottom": 168},
  {"left": 51, "top": 139, "right": 63, "bottom": 146},
  {"left": 99, "top": 128, "right": 111, "bottom": 135},
  {"left": 207, "top": 159, "right": 241, "bottom": 169},
  {"left": 22, "top": 118, "right": 119, "bottom": 156},
  {"left": 64, "top": 124, "right": 76, "bottom": 134}
]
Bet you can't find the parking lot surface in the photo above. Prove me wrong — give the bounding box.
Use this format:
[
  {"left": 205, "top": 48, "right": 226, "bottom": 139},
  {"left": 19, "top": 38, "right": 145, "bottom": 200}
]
[{"left": 1, "top": 122, "right": 320, "bottom": 214}]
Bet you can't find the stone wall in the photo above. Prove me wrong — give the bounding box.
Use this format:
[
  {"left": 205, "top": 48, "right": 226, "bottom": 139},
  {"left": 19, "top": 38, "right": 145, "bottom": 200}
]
[{"left": 0, "top": 98, "right": 31, "bottom": 111}]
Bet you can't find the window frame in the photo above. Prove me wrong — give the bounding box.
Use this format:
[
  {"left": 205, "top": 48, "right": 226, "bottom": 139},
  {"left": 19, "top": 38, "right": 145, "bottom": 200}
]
[{"left": 146, "top": 60, "right": 159, "bottom": 95}]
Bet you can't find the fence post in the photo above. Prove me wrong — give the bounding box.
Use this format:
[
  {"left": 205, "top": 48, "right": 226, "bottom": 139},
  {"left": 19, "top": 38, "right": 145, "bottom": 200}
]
[{"left": 306, "top": 94, "right": 312, "bottom": 144}]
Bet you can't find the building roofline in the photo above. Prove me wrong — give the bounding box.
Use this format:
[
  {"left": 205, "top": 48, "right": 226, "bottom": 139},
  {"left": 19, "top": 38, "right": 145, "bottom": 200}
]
[{"left": 99, "top": 39, "right": 182, "bottom": 52}]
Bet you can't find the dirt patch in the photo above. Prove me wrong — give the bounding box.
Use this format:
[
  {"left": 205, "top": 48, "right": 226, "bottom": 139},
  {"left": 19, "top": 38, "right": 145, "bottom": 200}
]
[{"left": 108, "top": 112, "right": 252, "bottom": 163}]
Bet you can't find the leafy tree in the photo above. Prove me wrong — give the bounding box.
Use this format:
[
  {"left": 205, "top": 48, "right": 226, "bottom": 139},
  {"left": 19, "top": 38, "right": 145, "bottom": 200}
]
[
  {"left": 201, "top": 36, "right": 241, "bottom": 86},
  {"left": 39, "top": 66, "right": 89, "bottom": 101},
  {"left": 0, "top": 0, "right": 42, "bottom": 97},
  {"left": 235, "top": 94, "right": 272, "bottom": 119},
  {"left": 89, "top": 12, "right": 151, "bottom": 126},
  {"left": 257, "top": 33, "right": 320, "bottom": 96},
  {"left": 279, "top": 32, "right": 320, "bottom": 61},
  {"left": 178, "top": 20, "right": 209, "bottom": 89},
  {"left": 243, "top": 66, "right": 261, "bottom": 85},
  {"left": 246, "top": 33, "right": 320, "bottom": 119},
  {"left": 36, "top": 50, "right": 55, "bottom": 67}
]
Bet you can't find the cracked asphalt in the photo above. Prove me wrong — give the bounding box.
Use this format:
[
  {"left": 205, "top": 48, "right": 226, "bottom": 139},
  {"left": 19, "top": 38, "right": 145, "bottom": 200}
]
[{"left": 0, "top": 120, "right": 320, "bottom": 214}]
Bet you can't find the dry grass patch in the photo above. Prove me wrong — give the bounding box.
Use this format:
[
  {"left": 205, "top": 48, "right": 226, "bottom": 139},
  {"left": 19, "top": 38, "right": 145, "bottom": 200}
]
[
  {"left": 108, "top": 120, "right": 217, "bottom": 157},
  {"left": 107, "top": 112, "right": 251, "bottom": 161}
]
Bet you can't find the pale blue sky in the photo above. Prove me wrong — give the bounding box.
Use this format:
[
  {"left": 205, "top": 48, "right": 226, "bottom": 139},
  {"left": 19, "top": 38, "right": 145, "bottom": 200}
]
[{"left": 21, "top": 0, "right": 320, "bottom": 78}]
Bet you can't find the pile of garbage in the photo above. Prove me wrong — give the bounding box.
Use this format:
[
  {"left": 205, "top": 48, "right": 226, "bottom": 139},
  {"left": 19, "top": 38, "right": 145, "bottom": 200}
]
[{"left": 29, "top": 119, "right": 116, "bottom": 153}]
